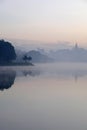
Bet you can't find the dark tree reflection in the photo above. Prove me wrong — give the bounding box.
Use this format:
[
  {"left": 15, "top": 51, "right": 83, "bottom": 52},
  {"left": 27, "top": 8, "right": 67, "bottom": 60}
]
[
  {"left": 22, "top": 70, "right": 40, "bottom": 77},
  {"left": 0, "top": 70, "right": 16, "bottom": 91}
]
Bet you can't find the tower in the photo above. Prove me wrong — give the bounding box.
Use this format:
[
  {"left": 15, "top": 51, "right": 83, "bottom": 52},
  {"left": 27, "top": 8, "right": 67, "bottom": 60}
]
[{"left": 75, "top": 43, "right": 78, "bottom": 49}]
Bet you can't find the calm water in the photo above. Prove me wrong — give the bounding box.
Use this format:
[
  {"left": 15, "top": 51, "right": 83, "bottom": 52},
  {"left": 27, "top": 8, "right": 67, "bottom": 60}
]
[{"left": 0, "top": 63, "right": 87, "bottom": 130}]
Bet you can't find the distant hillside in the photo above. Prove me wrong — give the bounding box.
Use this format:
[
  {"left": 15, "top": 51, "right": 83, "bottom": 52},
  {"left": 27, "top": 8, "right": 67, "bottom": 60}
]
[
  {"left": 48, "top": 44, "right": 87, "bottom": 62},
  {"left": 15, "top": 44, "right": 87, "bottom": 63},
  {"left": 26, "top": 50, "right": 53, "bottom": 63}
]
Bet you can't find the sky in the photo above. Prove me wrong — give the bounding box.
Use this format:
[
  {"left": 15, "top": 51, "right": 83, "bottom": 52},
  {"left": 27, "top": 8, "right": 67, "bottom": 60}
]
[{"left": 0, "top": 0, "right": 87, "bottom": 46}]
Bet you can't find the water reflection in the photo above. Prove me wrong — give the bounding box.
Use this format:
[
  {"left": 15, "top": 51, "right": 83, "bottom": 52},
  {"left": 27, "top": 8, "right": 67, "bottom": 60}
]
[
  {"left": 22, "top": 70, "right": 40, "bottom": 77},
  {"left": 0, "top": 70, "right": 16, "bottom": 91},
  {"left": 0, "top": 63, "right": 87, "bottom": 91},
  {"left": 0, "top": 64, "right": 87, "bottom": 130}
]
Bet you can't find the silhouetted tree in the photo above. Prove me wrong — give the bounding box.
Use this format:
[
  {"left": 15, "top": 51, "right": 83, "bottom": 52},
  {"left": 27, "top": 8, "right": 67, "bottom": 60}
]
[
  {"left": 23, "top": 55, "right": 32, "bottom": 63},
  {"left": 27, "top": 56, "right": 32, "bottom": 62},
  {"left": 0, "top": 39, "right": 16, "bottom": 63},
  {"left": 23, "top": 55, "right": 27, "bottom": 63}
]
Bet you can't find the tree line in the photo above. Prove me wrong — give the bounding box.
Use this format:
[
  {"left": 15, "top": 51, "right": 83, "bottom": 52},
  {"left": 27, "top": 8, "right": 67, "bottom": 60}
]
[{"left": 0, "top": 39, "right": 32, "bottom": 64}]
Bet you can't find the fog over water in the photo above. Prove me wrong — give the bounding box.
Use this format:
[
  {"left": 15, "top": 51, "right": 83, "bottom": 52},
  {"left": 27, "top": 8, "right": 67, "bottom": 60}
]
[
  {"left": 1, "top": 62, "right": 87, "bottom": 79},
  {"left": 0, "top": 63, "right": 87, "bottom": 130}
]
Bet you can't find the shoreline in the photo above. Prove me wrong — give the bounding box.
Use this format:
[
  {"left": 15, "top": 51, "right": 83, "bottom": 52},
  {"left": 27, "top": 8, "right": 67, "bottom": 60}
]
[{"left": 0, "top": 62, "right": 34, "bottom": 66}]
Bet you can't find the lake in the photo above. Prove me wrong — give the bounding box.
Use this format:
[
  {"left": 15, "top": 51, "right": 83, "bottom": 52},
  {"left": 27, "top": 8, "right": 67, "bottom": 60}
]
[{"left": 0, "top": 63, "right": 87, "bottom": 130}]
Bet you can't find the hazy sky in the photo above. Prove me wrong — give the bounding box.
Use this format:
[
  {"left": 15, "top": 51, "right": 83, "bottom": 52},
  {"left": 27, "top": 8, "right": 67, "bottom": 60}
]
[{"left": 0, "top": 0, "right": 87, "bottom": 45}]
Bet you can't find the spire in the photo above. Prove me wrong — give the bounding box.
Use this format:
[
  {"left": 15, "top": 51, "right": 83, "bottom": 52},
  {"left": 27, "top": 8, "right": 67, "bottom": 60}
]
[
  {"left": 75, "top": 43, "right": 78, "bottom": 49},
  {"left": 74, "top": 43, "right": 79, "bottom": 50}
]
